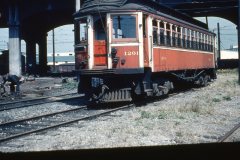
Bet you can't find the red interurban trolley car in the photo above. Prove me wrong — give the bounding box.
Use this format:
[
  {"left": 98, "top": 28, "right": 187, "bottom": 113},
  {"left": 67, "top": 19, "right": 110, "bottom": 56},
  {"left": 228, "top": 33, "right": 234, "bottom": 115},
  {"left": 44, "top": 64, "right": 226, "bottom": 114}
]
[{"left": 74, "top": 0, "right": 216, "bottom": 103}]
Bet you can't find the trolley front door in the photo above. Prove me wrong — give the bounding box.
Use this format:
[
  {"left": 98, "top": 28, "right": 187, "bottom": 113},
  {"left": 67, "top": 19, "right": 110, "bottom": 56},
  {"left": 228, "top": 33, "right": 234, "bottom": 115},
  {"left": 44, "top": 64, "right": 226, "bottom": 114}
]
[{"left": 93, "top": 16, "right": 108, "bottom": 67}]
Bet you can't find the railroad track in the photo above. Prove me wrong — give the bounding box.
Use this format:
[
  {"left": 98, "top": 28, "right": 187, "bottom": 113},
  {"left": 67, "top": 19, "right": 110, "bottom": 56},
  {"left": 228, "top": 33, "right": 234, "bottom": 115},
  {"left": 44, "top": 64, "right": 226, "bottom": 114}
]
[
  {"left": 0, "top": 103, "right": 133, "bottom": 143},
  {"left": 0, "top": 93, "right": 83, "bottom": 111},
  {"left": 218, "top": 123, "right": 240, "bottom": 142},
  {"left": 0, "top": 86, "right": 204, "bottom": 144}
]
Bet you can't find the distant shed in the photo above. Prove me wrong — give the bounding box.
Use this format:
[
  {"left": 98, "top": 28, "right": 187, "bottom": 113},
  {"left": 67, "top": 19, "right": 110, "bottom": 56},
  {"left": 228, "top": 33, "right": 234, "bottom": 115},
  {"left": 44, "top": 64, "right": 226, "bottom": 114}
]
[{"left": 218, "top": 49, "right": 238, "bottom": 69}]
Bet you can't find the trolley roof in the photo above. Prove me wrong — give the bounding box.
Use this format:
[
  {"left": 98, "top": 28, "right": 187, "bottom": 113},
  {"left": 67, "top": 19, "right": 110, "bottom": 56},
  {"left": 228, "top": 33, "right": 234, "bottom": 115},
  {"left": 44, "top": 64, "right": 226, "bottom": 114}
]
[{"left": 74, "top": 0, "right": 212, "bottom": 33}]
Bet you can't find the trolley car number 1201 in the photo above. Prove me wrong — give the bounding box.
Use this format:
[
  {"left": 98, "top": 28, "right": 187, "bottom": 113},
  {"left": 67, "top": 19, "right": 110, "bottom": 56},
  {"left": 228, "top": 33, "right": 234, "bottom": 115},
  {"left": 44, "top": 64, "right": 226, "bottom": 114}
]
[{"left": 124, "top": 51, "right": 139, "bottom": 56}]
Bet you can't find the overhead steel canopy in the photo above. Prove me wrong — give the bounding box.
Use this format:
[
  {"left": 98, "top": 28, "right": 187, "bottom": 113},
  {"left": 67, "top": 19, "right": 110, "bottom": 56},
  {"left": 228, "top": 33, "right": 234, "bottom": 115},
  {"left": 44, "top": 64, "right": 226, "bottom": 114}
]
[
  {"left": 0, "top": 0, "right": 238, "bottom": 29},
  {"left": 160, "top": 0, "right": 238, "bottom": 25}
]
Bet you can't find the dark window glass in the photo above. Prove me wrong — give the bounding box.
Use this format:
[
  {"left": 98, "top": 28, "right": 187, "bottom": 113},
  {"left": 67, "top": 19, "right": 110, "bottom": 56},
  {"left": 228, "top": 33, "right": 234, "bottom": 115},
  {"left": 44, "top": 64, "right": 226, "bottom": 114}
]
[
  {"left": 112, "top": 15, "right": 136, "bottom": 39},
  {"left": 160, "top": 29, "right": 165, "bottom": 45},
  {"left": 160, "top": 21, "right": 164, "bottom": 28},
  {"left": 172, "top": 32, "right": 176, "bottom": 46},
  {"left": 94, "top": 16, "right": 106, "bottom": 40},
  {"left": 166, "top": 31, "right": 171, "bottom": 46},
  {"left": 153, "top": 28, "right": 158, "bottom": 45}
]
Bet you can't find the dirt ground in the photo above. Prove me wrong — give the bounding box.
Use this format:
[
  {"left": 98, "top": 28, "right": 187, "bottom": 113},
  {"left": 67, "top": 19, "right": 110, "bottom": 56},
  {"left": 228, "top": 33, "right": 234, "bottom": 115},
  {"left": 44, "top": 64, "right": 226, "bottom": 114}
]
[
  {"left": 0, "top": 69, "right": 239, "bottom": 152},
  {"left": 1, "top": 76, "right": 78, "bottom": 100}
]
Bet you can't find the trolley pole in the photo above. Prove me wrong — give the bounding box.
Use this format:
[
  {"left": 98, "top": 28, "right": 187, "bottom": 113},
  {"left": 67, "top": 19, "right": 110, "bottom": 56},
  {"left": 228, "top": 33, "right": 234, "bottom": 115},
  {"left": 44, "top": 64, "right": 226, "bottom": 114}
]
[{"left": 238, "top": 0, "right": 240, "bottom": 84}]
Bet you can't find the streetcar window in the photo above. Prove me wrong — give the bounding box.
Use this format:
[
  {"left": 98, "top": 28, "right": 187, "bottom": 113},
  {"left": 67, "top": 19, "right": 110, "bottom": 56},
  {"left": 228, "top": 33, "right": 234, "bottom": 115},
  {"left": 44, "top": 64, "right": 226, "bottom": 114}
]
[
  {"left": 159, "top": 21, "right": 165, "bottom": 45},
  {"left": 191, "top": 30, "right": 195, "bottom": 49},
  {"left": 203, "top": 34, "right": 206, "bottom": 51},
  {"left": 160, "top": 28, "right": 165, "bottom": 45},
  {"left": 206, "top": 35, "right": 209, "bottom": 51},
  {"left": 79, "top": 18, "right": 88, "bottom": 43},
  {"left": 209, "top": 35, "right": 213, "bottom": 52},
  {"left": 195, "top": 31, "right": 198, "bottom": 50},
  {"left": 196, "top": 32, "right": 200, "bottom": 50},
  {"left": 187, "top": 29, "right": 191, "bottom": 49},
  {"left": 153, "top": 20, "right": 158, "bottom": 45},
  {"left": 166, "top": 23, "right": 171, "bottom": 46},
  {"left": 182, "top": 28, "right": 186, "bottom": 48},
  {"left": 203, "top": 34, "right": 205, "bottom": 51},
  {"left": 94, "top": 16, "right": 106, "bottom": 40},
  {"left": 166, "top": 23, "right": 170, "bottom": 30},
  {"left": 177, "top": 27, "right": 181, "bottom": 47},
  {"left": 112, "top": 15, "right": 136, "bottom": 39},
  {"left": 153, "top": 20, "right": 157, "bottom": 27},
  {"left": 199, "top": 33, "right": 203, "bottom": 50},
  {"left": 160, "top": 21, "right": 164, "bottom": 28},
  {"left": 172, "top": 25, "right": 176, "bottom": 47},
  {"left": 153, "top": 27, "right": 158, "bottom": 45},
  {"left": 166, "top": 31, "right": 171, "bottom": 46},
  {"left": 205, "top": 35, "right": 208, "bottom": 51}
]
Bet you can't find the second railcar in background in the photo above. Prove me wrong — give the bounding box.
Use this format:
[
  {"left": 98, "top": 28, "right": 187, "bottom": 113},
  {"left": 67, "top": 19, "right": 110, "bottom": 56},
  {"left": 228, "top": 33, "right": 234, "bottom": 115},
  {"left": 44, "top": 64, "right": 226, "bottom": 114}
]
[{"left": 74, "top": 0, "right": 217, "bottom": 103}]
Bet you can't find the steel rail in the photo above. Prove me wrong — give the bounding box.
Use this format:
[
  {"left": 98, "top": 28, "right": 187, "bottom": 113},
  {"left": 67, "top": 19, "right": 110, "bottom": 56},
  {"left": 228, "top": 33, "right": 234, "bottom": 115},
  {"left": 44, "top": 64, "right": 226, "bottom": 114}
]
[
  {"left": 0, "top": 93, "right": 83, "bottom": 112},
  {"left": 0, "top": 84, "right": 206, "bottom": 143},
  {"left": 218, "top": 122, "right": 240, "bottom": 142},
  {"left": 0, "top": 106, "right": 87, "bottom": 126},
  {"left": 0, "top": 93, "right": 78, "bottom": 106},
  {"left": 0, "top": 104, "right": 134, "bottom": 143}
]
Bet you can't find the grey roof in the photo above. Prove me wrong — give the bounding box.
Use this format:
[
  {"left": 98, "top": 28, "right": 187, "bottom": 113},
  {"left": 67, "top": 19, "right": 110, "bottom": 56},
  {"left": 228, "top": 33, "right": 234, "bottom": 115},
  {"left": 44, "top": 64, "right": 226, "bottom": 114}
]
[{"left": 74, "top": 0, "right": 210, "bottom": 31}]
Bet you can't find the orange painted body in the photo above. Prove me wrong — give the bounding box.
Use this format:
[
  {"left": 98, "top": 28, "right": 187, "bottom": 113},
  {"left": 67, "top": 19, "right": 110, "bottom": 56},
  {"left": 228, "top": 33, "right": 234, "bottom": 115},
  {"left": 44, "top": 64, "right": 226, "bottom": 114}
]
[
  {"left": 94, "top": 40, "right": 107, "bottom": 66},
  {"left": 153, "top": 48, "right": 215, "bottom": 72},
  {"left": 112, "top": 46, "right": 139, "bottom": 69}
]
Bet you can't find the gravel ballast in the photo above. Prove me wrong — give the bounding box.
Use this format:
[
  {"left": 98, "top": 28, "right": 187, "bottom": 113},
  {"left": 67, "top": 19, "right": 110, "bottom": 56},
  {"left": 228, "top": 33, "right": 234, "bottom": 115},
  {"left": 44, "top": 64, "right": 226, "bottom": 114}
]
[{"left": 0, "top": 70, "right": 239, "bottom": 152}]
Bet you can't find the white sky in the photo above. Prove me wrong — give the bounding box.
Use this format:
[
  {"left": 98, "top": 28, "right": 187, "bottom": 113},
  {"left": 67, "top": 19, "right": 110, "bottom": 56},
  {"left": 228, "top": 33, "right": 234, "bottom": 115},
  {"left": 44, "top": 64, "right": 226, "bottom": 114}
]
[{"left": 0, "top": 17, "right": 238, "bottom": 54}]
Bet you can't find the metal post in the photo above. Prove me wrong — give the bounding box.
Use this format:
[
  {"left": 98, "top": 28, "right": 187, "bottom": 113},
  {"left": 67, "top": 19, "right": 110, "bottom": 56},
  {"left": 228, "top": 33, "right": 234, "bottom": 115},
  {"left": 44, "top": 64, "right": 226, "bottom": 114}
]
[
  {"left": 38, "top": 34, "right": 48, "bottom": 75},
  {"left": 52, "top": 29, "right": 55, "bottom": 72},
  {"left": 76, "top": 0, "right": 81, "bottom": 11},
  {"left": 8, "top": 4, "right": 21, "bottom": 76},
  {"left": 217, "top": 23, "right": 221, "bottom": 62},
  {"left": 238, "top": 0, "right": 240, "bottom": 84},
  {"left": 26, "top": 38, "right": 36, "bottom": 75}
]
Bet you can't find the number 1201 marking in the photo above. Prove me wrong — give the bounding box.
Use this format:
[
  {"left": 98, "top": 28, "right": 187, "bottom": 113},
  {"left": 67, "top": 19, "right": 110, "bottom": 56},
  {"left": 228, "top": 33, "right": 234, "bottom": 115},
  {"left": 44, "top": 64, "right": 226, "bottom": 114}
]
[{"left": 124, "top": 51, "right": 139, "bottom": 56}]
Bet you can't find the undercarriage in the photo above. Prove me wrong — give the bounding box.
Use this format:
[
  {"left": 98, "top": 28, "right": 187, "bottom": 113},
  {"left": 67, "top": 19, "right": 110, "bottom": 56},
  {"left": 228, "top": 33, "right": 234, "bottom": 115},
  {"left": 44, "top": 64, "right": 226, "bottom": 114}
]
[{"left": 77, "top": 68, "right": 216, "bottom": 104}]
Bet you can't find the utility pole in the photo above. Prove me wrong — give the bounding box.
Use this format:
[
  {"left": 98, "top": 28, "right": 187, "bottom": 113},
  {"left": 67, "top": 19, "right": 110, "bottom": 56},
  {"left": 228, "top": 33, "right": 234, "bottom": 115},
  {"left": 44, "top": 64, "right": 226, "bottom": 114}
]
[
  {"left": 238, "top": 0, "right": 240, "bottom": 84},
  {"left": 52, "top": 29, "right": 55, "bottom": 72},
  {"left": 205, "top": 16, "right": 209, "bottom": 30},
  {"left": 217, "top": 23, "right": 221, "bottom": 64}
]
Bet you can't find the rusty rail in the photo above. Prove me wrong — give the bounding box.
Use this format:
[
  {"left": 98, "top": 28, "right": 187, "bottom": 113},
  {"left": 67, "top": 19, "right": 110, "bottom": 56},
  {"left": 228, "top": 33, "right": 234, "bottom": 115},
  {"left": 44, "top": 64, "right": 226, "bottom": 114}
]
[{"left": 218, "top": 123, "right": 240, "bottom": 142}]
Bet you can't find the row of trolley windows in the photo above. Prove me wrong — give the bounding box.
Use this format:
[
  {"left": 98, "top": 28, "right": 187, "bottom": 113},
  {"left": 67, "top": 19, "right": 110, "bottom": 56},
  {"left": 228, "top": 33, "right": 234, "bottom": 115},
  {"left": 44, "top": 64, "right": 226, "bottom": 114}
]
[{"left": 152, "top": 20, "right": 214, "bottom": 52}]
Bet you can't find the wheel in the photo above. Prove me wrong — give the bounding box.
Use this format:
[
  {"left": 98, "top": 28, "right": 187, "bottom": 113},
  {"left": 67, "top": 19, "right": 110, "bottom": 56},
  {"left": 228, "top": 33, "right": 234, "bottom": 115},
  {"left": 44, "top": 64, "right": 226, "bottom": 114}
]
[{"left": 91, "top": 85, "right": 109, "bottom": 102}]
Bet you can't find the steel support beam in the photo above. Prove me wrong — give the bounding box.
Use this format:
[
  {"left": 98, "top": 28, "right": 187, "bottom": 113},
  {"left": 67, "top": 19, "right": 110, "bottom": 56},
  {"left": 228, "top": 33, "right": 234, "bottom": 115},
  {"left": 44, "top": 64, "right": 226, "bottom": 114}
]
[
  {"left": 8, "top": 3, "right": 21, "bottom": 76},
  {"left": 26, "top": 38, "right": 37, "bottom": 75},
  {"left": 38, "top": 34, "right": 48, "bottom": 75}
]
